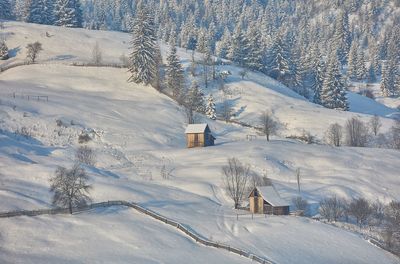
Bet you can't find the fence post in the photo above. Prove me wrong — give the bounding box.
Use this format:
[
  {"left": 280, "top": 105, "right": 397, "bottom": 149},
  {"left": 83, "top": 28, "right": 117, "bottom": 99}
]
[{"left": 237, "top": 214, "right": 238, "bottom": 221}]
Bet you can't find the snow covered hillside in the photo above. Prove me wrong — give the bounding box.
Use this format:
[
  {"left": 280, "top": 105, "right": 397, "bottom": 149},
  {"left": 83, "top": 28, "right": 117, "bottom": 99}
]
[{"left": 1, "top": 21, "right": 400, "bottom": 264}]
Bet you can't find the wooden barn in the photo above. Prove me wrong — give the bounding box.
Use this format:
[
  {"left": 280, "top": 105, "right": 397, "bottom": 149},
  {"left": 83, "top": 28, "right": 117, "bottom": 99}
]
[
  {"left": 185, "top": 123, "right": 215, "bottom": 148},
  {"left": 248, "top": 186, "right": 290, "bottom": 215}
]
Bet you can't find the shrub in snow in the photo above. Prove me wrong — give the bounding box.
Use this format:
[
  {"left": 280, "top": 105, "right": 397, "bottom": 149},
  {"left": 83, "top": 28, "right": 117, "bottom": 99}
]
[
  {"left": 292, "top": 196, "right": 309, "bottom": 216},
  {"left": 75, "top": 146, "right": 96, "bottom": 166},
  {"left": 78, "top": 133, "right": 92, "bottom": 144},
  {"left": 26, "top": 41, "right": 43, "bottom": 63}
]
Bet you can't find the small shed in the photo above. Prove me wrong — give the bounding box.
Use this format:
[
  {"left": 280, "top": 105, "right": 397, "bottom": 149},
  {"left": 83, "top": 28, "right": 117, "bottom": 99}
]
[
  {"left": 185, "top": 123, "right": 215, "bottom": 148},
  {"left": 248, "top": 186, "right": 290, "bottom": 215}
]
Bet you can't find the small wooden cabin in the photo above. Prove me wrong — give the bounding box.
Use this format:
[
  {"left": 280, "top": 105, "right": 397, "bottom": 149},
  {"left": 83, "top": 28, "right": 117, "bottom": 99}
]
[
  {"left": 185, "top": 123, "right": 215, "bottom": 148},
  {"left": 248, "top": 186, "right": 290, "bottom": 215}
]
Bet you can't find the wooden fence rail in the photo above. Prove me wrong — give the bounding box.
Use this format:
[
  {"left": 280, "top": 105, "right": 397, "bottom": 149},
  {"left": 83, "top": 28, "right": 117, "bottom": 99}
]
[{"left": 0, "top": 200, "right": 275, "bottom": 264}]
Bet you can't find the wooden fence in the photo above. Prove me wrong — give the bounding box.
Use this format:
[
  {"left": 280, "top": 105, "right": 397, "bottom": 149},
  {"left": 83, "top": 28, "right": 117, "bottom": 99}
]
[{"left": 0, "top": 200, "right": 275, "bottom": 264}]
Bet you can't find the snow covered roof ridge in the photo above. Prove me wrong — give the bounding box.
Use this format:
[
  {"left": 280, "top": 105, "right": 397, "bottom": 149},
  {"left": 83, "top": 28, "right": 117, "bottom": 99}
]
[
  {"left": 185, "top": 123, "right": 209, "bottom": 134},
  {"left": 256, "top": 186, "right": 289, "bottom": 207}
]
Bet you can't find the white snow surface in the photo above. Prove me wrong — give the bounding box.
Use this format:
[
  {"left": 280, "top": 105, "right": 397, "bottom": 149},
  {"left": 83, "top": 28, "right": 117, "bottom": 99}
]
[{"left": 0, "top": 21, "right": 399, "bottom": 264}]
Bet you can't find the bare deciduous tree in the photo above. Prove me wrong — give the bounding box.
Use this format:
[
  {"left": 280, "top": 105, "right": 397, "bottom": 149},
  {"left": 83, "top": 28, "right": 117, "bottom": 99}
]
[
  {"left": 391, "top": 120, "right": 400, "bottom": 149},
  {"left": 292, "top": 196, "right": 308, "bottom": 215},
  {"left": 26, "top": 42, "right": 43, "bottom": 63},
  {"left": 260, "top": 111, "right": 278, "bottom": 141},
  {"left": 348, "top": 198, "right": 372, "bottom": 227},
  {"left": 369, "top": 115, "right": 382, "bottom": 136},
  {"left": 345, "top": 117, "right": 369, "bottom": 147},
  {"left": 221, "top": 97, "right": 233, "bottom": 122},
  {"left": 383, "top": 201, "right": 400, "bottom": 254},
  {"left": 319, "top": 196, "right": 345, "bottom": 222},
  {"left": 91, "top": 42, "right": 102, "bottom": 65},
  {"left": 222, "top": 157, "right": 251, "bottom": 209},
  {"left": 75, "top": 146, "right": 96, "bottom": 166},
  {"left": 326, "top": 123, "right": 343, "bottom": 146},
  {"left": 239, "top": 69, "right": 248, "bottom": 80},
  {"left": 49, "top": 164, "right": 92, "bottom": 214}
]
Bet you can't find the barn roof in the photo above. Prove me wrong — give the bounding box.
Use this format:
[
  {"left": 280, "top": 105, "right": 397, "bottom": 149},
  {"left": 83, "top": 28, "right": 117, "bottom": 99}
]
[
  {"left": 254, "top": 186, "right": 289, "bottom": 207},
  {"left": 185, "top": 123, "right": 209, "bottom": 134}
]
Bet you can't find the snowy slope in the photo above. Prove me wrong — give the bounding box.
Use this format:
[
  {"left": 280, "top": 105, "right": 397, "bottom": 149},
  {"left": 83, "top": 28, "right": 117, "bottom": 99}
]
[{"left": 1, "top": 21, "right": 400, "bottom": 264}]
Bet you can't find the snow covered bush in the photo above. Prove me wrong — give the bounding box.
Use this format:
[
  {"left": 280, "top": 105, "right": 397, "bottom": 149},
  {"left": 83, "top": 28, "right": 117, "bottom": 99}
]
[
  {"left": 26, "top": 41, "right": 43, "bottom": 63},
  {"left": 78, "top": 133, "right": 92, "bottom": 144},
  {"left": 292, "top": 196, "right": 309, "bottom": 216},
  {"left": 75, "top": 146, "right": 96, "bottom": 166}
]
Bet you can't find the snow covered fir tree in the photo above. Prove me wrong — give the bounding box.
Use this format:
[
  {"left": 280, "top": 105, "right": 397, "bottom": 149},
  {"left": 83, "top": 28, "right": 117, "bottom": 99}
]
[
  {"left": 166, "top": 43, "right": 185, "bottom": 102},
  {"left": 320, "top": 52, "right": 348, "bottom": 111},
  {"left": 127, "top": 4, "right": 159, "bottom": 86},
  {"left": 0, "top": 40, "right": 9, "bottom": 60},
  {"left": 206, "top": 94, "right": 217, "bottom": 120}
]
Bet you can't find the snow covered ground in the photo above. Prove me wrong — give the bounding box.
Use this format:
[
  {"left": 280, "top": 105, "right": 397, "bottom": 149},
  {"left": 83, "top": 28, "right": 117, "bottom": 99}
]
[{"left": 1, "top": 21, "right": 400, "bottom": 263}]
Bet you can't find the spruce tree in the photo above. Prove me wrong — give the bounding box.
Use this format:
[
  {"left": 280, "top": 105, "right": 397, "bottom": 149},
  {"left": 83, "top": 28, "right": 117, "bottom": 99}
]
[
  {"left": 321, "top": 52, "right": 348, "bottom": 110},
  {"left": 267, "top": 30, "right": 290, "bottom": 82},
  {"left": 54, "top": 0, "right": 81, "bottom": 27},
  {"left": 227, "top": 23, "right": 248, "bottom": 66},
  {"left": 28, "top": 0, "right": 47, "bottom": 24},
  {"left": 380, "top": 61, "right": 394, "bottom": 97},
  {"left": 0, "top": 40, "right": 9, "bottom": 60},
  {"left": 312, "top": 55, "right": 325, "bottom": 105},
  {"left": 245, "top": 25, "right": 264, "bottom": 71},
  {"left": 367, "top": 63, "right": 376, "bottom": 83},
  {"left": 347, "top": 40, "right": 358, "bottom": 80},
  {"left": 128, "top": 4, "right": 159, "bottom": 87},
  {"left": 356, "top": 48, "right": 367, "bottom": 81},
  {"left": 0, "top": 0, "right": 12, "bottom": 19},
  {"left": 185, "top": 80, "right": 205, "bottom": 124},
  {"left": 215, "top": 28, "right": 231, "bottom": 59},
  {"left": 333, "top": 10, "right": 351, "bottom": 64},
  {"left": 166, "top": 43, "right": 185, "bottom": 102},
  {"left": 206, "top": 94, "right": 217, "bottom": 120}
]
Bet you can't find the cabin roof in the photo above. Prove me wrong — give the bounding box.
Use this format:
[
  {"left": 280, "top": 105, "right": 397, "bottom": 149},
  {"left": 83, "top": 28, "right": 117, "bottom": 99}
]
[
  {"left": 251, "top": 186, "right": 289, "bottom": 207},
  {"left": 185, "top": 123, "right": 209, "bottom": 134}
]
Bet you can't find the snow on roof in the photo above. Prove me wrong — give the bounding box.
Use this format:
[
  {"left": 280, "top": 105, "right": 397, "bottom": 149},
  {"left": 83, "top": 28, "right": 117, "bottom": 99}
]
[
  {"left": 256, "top": 186, "right": 289, "bottom": 207},
  {"left": 185, "top": 123, "right": 208, "bottom": 134}
]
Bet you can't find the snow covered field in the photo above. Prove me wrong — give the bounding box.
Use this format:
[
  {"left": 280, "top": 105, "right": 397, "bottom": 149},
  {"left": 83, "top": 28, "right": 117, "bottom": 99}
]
[{"left": 1, "top": 21, "right": 400, "bottom": 263}]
